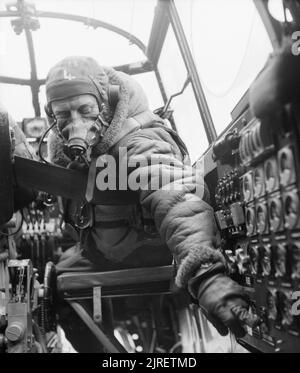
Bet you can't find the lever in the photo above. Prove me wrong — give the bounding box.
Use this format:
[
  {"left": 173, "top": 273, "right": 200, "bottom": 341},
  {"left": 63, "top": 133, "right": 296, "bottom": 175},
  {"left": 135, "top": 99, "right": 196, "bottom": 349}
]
[{"left": 231, "top": 305, "right": 262, "bottom": 328}]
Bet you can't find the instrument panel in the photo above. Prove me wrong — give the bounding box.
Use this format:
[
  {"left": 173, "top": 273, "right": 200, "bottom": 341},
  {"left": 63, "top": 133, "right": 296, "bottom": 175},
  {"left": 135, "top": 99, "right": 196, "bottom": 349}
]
[{"left": 208, "top": 101, "right": 300, "bottom": 353}]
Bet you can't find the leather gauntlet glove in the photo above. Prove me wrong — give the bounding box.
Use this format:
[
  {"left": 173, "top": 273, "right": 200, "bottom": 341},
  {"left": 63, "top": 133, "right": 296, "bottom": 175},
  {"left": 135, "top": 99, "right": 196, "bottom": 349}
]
[{"left": 188, "top": 262, "right": 255, "bottom": 338}]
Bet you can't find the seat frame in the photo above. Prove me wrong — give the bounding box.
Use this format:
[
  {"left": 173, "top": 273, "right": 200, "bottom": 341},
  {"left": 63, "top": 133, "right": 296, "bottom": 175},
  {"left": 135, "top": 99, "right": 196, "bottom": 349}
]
[{"left": 57, "top": 265, "right": 175, "bottom": 353}]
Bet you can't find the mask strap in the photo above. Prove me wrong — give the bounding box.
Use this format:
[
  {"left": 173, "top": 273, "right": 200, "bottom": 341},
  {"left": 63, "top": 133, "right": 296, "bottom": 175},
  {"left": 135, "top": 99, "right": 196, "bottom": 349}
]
[{"left": 95, "top": 113, "right": 110, "bottom": 138}]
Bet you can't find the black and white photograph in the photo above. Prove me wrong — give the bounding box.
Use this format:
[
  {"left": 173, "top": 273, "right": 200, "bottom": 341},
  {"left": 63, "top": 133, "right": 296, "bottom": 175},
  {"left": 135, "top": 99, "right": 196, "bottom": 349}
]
[{"left": 0, "top": 0, "right": 300, "bottom": 358}]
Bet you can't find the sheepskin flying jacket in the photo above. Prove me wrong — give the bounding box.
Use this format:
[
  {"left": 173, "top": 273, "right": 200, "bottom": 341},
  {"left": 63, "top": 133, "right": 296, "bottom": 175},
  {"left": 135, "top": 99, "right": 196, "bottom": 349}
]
[{"left": 47, "top": 67, "right": 224, "bottom": 288}]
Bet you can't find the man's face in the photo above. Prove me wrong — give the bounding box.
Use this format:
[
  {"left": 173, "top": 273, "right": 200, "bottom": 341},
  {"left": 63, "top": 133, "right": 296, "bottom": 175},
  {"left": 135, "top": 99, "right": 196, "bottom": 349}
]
[
  {"left": 51, "top": 94, "right": 99, "bottom": 137},
  {"left": 51, "top": 94, "right": 102, "bottom": 157}
]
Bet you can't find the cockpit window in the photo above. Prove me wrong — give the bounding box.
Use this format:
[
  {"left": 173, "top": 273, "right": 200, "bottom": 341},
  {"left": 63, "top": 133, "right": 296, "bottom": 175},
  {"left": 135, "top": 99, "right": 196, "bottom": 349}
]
[
  {"left": 0, "top": 0, "right": 274, "bottom": 158},
  {"left": 31, "top": 19, "right": 145, "bottom": 79},
  {"left": 0, "top": 84, "right": 33, "bottom": 120},
  {"left": 0, "top": 18, "right": 31, "bottom": 78},
  {"left": 175, "top": 0, "right": 273, "bottom": 135},
  {"left": 158, "top": 27, "right": 209, "bottom": 162},
  {"left": 0, "top": 0, "right": 156, "bottom": 122},
  {"left": 31, "top": 0, "right": 156, "bottom": 45},
  {"left": 132, "top": 72, "right": 164, "bottom": 112}
]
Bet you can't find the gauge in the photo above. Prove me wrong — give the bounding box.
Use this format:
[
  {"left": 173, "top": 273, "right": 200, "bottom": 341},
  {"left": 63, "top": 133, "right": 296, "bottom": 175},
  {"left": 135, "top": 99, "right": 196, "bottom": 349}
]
[
  {"left": 239, "top": 131, "right": 251, "bottom": 164},
  {"left": 246, "top": 206, "right": 255, "bottom": 236},
  {"left": 254, "top": 167, "right": 265, "bottom": 197},
  {"left": 278, "top": 147, "right": 296, "bottom": 187},
  {"left": 243, "top": 172, "right": 253, "bottom": 202},
  {"left": 239, "top": 134, "right": 247, "bottom": 164},
  {"left": 247, "top": 129, "right": 256, "bottom": 156},
  {"left": 271, "top": 244, "right": 286, "bottom": 278},
  {"left": 277, "top": 290, "right": 294, "bottom": 327},
  {"left": 269, "top": 197, "right": 282, "bottom": 232},
  {"left": 244, "top": 131, "right": 252, "bottom": 160},
  {"left": 248, "top": 246, "right": 258, "bottom": 275},
  {"left": 256, "top": 203, "right": 268, "bottom": 234},
  {"left": 266, "top": 289, "right": 278, "bottom": 321},
  {"left": 252, "top": 120, "right": 263, "bottom": 154},
  {"left": 265, "top": 158, "right": 279, "bottom": 193},
  {"left": 290, "top": 244, "right": 300, "bottom": 280},
  {"left": 260, "top": 245, "right": 271, "bottom": 276},
  {"left": 22, "top": 117, "right": 48, "bottom": 138},
  {"left": 284, "top": 192, "right": 299, "bottom": 229}
]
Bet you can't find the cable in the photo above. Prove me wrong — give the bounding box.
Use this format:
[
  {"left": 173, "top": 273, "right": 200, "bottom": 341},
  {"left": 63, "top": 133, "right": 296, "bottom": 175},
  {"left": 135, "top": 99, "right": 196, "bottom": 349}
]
[
  {"left": 32, "top": 320, "right": 48, "bottom": 353},
  {"left": 169, "top": 341, "right": 182, "bottom": 353},
  {"left": 38, "top": 121, "right": 57, "bottom": 164}
]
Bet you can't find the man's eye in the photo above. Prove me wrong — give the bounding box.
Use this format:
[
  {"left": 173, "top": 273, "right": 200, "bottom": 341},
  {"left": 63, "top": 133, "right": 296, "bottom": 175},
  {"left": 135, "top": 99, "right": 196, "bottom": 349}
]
[
  {"left": 79, "top": 106, "right": 93, "bottom": 115},
  {"left": 56, "top": 112, "right": 70, "bottom": 119}
]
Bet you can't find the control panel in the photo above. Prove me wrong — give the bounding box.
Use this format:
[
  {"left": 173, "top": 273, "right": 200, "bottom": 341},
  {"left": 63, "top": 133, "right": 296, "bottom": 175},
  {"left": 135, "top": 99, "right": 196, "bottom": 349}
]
[{"left": 209, "top": 103, "right": 300, "bottom": 353}]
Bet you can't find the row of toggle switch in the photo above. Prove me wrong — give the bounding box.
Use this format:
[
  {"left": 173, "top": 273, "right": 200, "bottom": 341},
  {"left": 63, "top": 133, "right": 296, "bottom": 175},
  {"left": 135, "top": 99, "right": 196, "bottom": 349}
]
[{"left": 215, "top": 169, "right": 240, "bottom": 207}]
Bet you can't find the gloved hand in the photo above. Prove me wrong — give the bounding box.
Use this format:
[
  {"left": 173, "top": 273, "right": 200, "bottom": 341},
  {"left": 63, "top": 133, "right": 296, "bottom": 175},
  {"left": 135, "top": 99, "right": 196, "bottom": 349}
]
[{"left": 188, "top": 262, "right": 255, "bottom": 338}]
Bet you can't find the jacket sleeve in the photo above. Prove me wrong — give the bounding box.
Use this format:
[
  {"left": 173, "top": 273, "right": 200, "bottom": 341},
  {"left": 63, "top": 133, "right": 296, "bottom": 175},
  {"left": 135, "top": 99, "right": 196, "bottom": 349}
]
[{"left": 121, "top": 128, "right": 225, "bottom": 289}]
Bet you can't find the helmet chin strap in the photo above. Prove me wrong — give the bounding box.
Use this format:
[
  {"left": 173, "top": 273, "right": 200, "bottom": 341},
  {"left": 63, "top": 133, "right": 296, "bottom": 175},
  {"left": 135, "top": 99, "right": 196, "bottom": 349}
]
[
  {"left": 84, "top": 113, "right": 109, "bottom": 162},
  {"left": 95, "top": 111, "right": 110, "bottom": 138}
]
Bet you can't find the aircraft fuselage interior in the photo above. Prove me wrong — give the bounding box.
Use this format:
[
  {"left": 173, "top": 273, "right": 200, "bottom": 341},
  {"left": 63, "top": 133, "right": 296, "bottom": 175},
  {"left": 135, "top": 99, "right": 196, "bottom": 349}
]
[{"left": 0, "top": 0, "right": 300, "bottom": 354}]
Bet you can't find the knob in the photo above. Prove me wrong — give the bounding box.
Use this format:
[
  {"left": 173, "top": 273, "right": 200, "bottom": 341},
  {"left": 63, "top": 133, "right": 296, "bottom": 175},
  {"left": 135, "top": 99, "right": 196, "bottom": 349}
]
[
  {"left": 248, "top": 246, "right": 259, "bottom": 275},
  {"left": 266, "top": 290, "right": 278, "bottom": 322},
  {"left": 213, "top": 131, "right": 241, "bottom": 160},
  {"left": 260, "top": 246, "right": 271, "bottom": 276},
  {"left": 290, "top": 244, "right": 300, "bottom": 280},
  {"left": 5, "top": 322, "right": 25, "bottom": 342},
  {"left": 236, "top": 248, "right": 250, "bottom": 274},
  {"left": 272, "top": 244, "right": 286, "bottom": 278},
  {"left": 277, "top": 291, "right": 294, "bottom": 327}
]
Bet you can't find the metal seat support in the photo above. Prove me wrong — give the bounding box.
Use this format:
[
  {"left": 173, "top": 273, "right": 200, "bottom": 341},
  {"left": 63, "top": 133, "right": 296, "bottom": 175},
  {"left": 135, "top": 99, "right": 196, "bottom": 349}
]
[{"left": 67, "top": 300, "right": 127, "bottom": 353}]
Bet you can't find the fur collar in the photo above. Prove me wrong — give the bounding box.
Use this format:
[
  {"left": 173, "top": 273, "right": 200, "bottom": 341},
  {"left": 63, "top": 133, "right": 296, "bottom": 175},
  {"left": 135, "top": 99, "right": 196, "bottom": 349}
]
[{"left": 48, "top": 67, "right": 157, "bottom": 166}]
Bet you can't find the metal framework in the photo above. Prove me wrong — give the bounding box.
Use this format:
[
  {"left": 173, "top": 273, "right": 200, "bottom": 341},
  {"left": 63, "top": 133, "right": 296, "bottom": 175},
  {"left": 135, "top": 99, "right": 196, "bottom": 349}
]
[
  {"left": 0, "top": 0, "right": 283, "bottom": 145},
  {"left": 0, "top": 0, "right": 149, "bottom": 117},
  {"left": 167, "top": 0, "right": 217, "bottom": 143}
]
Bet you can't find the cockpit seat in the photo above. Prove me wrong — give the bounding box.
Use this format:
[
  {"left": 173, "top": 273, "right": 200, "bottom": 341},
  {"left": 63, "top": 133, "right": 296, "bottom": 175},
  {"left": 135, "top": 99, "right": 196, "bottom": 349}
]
[{"left": 57, "top": 265, "right": 175, "bottom": 299}]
